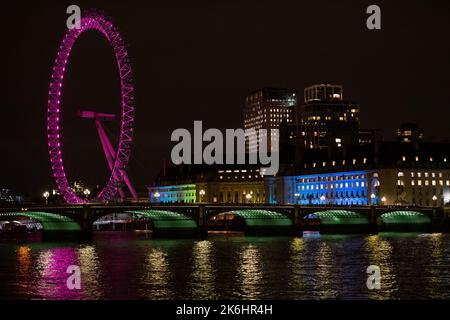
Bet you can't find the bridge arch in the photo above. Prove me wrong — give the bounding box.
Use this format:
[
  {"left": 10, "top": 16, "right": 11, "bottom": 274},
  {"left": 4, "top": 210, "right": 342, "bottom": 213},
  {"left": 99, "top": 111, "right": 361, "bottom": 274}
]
[
  {"left": 305, "top": 210, "right": 369, "bottom": 225},
  {"left": 126, "top": 210, "right": 197, "bottom": 237},
  {"left": 303, "top": 210, "right": 370, "bottom": 233},
  {"left": 380, "top": 211, "right": 431, "bottom": 225},
  {"left": 0, "top": 211, "right": 80, "bottom": 231},
  {"left": 208, "top": 209, "right": 293, "bottom": 235}
]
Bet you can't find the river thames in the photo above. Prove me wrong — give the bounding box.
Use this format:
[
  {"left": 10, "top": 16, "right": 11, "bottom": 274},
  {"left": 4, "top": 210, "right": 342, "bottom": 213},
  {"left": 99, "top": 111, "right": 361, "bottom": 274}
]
[{"left": 0, "top": 232, "right": 449, "bottom": 300}]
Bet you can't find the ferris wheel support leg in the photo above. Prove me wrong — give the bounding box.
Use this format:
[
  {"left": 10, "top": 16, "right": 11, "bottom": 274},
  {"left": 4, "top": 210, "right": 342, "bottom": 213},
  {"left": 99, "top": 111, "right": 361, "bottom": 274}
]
[
  {"left": 95, "top": 120, "right": 126, "bottom": 201},
  {"left": 96, "top": 120, "right": 139, "bottom": 202}
]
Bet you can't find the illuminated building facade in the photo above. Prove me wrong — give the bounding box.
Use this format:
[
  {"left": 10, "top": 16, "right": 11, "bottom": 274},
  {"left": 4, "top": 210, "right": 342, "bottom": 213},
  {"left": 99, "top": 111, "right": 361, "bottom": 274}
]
[
  {"left": 244, "top": 87, "right": 297, "bottom": 153},
  {"left": 149, "top": 184, "right": 197, "bottom": 203},
  {"left": 271, "top": 141, "right": 450, "bottom": 207},
  {"left": 273, "top": 168, "right": 450, "bottom": 207},
  {"left": 150, "top": 141, "right": 450, "bottom": 207},
  {"left": 148, "top": 165, "right": 266, "bottom": 204},
  {"left": 300, "top": 84, "right": 360, "bottom": 150},
  {"left": 280, "top": 171, "right": 377, "bottom": 205},
  {"left": 378, "top": 168, "right": 450, "bottom": 207}
]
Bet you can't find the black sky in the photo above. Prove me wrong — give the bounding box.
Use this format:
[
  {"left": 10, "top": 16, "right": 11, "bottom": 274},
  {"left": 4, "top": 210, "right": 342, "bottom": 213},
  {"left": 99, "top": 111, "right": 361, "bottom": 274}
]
[{"left": 2, "top": 0, "right": 450, "bottom": 197}]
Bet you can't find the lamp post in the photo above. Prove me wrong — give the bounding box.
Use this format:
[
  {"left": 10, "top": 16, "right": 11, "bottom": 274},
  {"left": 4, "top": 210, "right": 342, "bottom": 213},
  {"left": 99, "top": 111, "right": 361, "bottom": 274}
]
[
  {"left": 245, "top": 193, "right": 252, "bottom": 204},
  {"left": 83, "top": 188, "right": 91, "bottom": 199},
  {"left": 381, "top": 196, "right": 387, "bottom": 206},
  {"left": 294, "top": 192, "right": 300, "bottom": 204},
  {"left": 370, "top": 193, "right": 376, "bottom": 205},
  {"left": 432, "top": 195, "right": 438, "bottom": 207},
  {"left": 43, "top": 191, "right": 50, "bottom": 205},
  {"left": 320, "top": 195, "right": 326, "bottom": 206},
  {"left": 154, "top": 191, "right": 160, "bottom": 203},
  {"left": 199, "top": 189, "right": 206, "bottom": 203}
]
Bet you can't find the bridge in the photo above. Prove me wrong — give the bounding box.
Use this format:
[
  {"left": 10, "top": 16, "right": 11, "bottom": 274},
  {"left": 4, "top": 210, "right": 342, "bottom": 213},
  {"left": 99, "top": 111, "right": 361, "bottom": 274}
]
[{"left": 0, "top": 203, "right": 448, "bottom": 240}]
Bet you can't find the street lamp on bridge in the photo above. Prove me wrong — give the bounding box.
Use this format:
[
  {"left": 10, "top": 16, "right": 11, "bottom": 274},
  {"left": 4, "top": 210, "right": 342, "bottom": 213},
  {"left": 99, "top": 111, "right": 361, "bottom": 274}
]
[
  {"left": 153, "top": 191, "right": 160, "bottom": 203},
  {"left": 83, "top": 189, "right": 91, "bottom": 198},
  {"left": 43, "top": 191, "right": 50, "bottom": 205},
  {"left": 432, "top": 195, "right": 438, "bottom": 206},
  {"left": 199, "top": 189, "right": 206, "bottom": 203},
  {"left": 294, "top": 192, "right": 300, "bottom": 204},
  {"left": 370, "top": 193, "right": 376, "bottom": 205},
  {"left": 320, "top": 195, "right": 326, "bottom": 202}
]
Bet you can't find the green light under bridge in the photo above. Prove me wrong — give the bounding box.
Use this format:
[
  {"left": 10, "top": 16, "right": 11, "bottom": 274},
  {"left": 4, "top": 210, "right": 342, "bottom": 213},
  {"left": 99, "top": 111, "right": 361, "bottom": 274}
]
[
  {"left": 380, "top": 211, "right": 431, "bottom": 224},
  {"left": 0, "top": 211, "right": 80, "bottom": 231},
  {"left": 126, "top": 210, "right": 197, "bottom": 229},
  {"left": 228, "top": 210, "right": 293, "bottom": 227},
  {"left": 307, "top": 210, "right": 369, "bottom": 225}
]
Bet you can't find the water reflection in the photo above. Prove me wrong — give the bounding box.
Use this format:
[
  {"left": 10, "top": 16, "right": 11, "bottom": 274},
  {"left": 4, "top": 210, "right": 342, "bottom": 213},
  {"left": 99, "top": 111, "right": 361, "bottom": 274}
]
[
  {"left": 17, "top": 246, "right": 31, "bottom": 276},
  {"left": 288, "top": 238, "right": 306, "bottom": 295},
  {"left": 316, "top": 241, "right": 339, "bottom": 298},
  {"left": 78, "top": 245, "right": 102, "bottom": 299},
  {"left": 1, "top": 233, "right": 450, "bottom": 299},
  {"left": 365, "top": 234, "right": 397, "bottom": 299},
  {"left": 189, "top": 241, "right": 216, "bottom": 299},
  {"left": 141, "top": 247, "right": 173, "bottom": 299},
  {"left": 36, "top": 247, "right": 80, "bottom": 299},
  {"left": 237, "top": 244, "right": 262, "bottom": 299}
]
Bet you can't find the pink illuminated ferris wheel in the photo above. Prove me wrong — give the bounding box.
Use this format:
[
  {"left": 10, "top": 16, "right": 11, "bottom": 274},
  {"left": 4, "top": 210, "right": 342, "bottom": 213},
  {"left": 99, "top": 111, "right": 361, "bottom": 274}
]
[{"left": 47, "top": 10, "right": 135, "bottom": 204}]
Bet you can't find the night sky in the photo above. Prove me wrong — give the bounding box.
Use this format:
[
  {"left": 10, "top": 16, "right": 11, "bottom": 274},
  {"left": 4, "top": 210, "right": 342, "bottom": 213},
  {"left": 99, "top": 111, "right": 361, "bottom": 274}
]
[{"left": 2, "top": 0, "right": 450, "bottom": 197}]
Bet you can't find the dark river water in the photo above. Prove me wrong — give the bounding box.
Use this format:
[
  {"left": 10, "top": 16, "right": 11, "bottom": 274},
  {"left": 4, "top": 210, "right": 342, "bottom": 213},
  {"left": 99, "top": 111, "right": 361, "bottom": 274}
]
[{"left": 0, "top": 232, "right": 449, "bottom": 300}]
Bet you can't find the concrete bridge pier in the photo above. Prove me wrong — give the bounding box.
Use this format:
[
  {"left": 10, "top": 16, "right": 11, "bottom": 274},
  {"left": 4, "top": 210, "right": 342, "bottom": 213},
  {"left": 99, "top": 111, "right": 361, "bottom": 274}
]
[
  {"left": 294, "top": 205, "right": 303, "bottom": 235},
  {"left": 42, "top": 205, "right": 93, "bottom": 242},
  {"left": 367, "top": 207, "right": 379, "bottom": 234},
  {"left": 197, "top": 204, "right": 208, "bottom": 239},
  {"left": 431, "top": 207, "right": 449, "bottom": 233}
]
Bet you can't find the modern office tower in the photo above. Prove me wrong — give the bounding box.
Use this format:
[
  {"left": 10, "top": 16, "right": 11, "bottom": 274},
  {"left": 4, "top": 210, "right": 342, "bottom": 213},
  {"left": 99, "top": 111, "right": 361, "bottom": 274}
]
[
  {"left": 304, "top": 84, "right": 343, "bottom": 103},
  {"left": 397, "top": 123, "right": 423, "bottom": 144},
  {"left": 243, "top": 88, "right": 297, "bottom": 153},
  {"left": 300, "top": 84, "right": 360, "bottom": 150}
]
